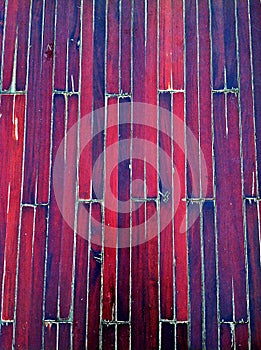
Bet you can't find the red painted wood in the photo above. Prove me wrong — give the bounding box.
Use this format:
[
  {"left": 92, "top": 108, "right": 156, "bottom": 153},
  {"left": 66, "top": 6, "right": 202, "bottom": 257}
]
[
  {"left": 0, "top": 95, "right": 25, "bottom": 321},
  {"left": 198, "top": 0, "right": 213, "bottom": 198},
  {"left": 250, "top": 0, "right": 261, "bottom": 196},
  {"left": 45, "top": 94, "right": 77, "bottom": 319},
  {"left": 86, "top": 203, "right": 102, "bottom": 349},
  {"left": 214, "top": 93, "right": 247, "bottom": 322},
  {"left": 79, "top": 0, "right": 94, "bottom": 200},
  {"left": 176, "top": 324, "right": 188, "bottom": 350},
  {"left": 223, "top": 0, "right": 237, "bottom": 89},
  {"left": 120, "top": 0, "right": 131, "bottom": 93},
  {"left": 131, "top": 202, "right": 159, "bottom": 349},
  {"left": 58, "top": 323, "right": 71, "bottom": 350},
  {"left": 159, "top": 0, "right": 184, "bottom": 90},
  {"left": 22, "top": 0, "right": 54, "bottom": 204},
  {"left": 73, "top": 204, "right": 89, "bottom": 349},
  {"left": 203, "top": 201, "right": 218, "bottom": 349},
  {"left": 188, "top": 204, "right": 202, "bottom": 350},
  {"left": 145, "top": 0, "right": 157, "bottom": 198},
  {"left": 102, "top": 98, "right": 118, "bottom": 322},
  {"left": 117, "top": 99, "right": 131, "bottom": 322},
  {"left": 173, "top": 93, "right": 188, "bottom": 321},
  {"left": 220, "top": 323, "right": 233, "bottom": 349},
  {"left": 211, "top": 0, "right": 225, "bottom": 90},
  {"left": 107, "top": 0, "right": 119, "bottom": 93},
  {"left": 185, "top": 0, "right": 200, "bottom": 198},
  {"left": 159, "top": 92, "right": 174, "bottom": 320},
  {"left": 235, "top": 324, "right": 248, "bottom": 350},
  {"left": 211, "top": 0, "right": 238, "bottom": 90},
  {"left": 0, "top": 0, "right": 6, "bottom": 89},
  {"left": 0, "top": 323, "right": 13, "bottom": 349},
  {"left": 54, "top": 0, "right": 80, "bottom": 92},
  {"left": 102, "top": 324, "right": 115, "bottom": 349},
  {"left": 2, "top": 0, "right": 30, "bottom": 91},
  {"left": 15, "top": 206, "right": 47, "bottom": 350},
  {"left": 246, "top": 201, "right": 261, "bottom": 348},
  {"left": 161, "top": 323, "right": 174, "bottom": 349},
  {"left": 117, "top": 324, "right": 129, "bottom": 350},
  {"left": 237, "top": 0, "right": 257, "bottom": 197},
  {"left": 44, "top": 323, "right": 57, "bottom": 350},
  {"left": 0, "top": 1, "right": 260, "bottom": 348}
]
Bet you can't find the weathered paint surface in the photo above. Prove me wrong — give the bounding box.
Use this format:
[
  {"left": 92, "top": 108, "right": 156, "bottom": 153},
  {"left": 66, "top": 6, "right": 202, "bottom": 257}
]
[{"left": 0, "top": 0, "right": 260, "bottom": 349}]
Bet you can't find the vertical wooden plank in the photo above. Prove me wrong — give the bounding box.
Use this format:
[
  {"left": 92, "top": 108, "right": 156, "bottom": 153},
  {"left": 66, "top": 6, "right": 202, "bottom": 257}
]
[
  {"left": 79, "top": 0, "right": 93, "bottom": 199},
  {"left": 159, "top": 0, "right": 172, "bottom": 90},
  {"left": 235, "top": 324, "right": 248, "bottom": 350},
  {"left": 220, "top": 323, "right": 233, "bottom": 349},
  {"left": 45, "top": 94, "right": 65, "bottom": 319},
  {"left": 132, "top": 1, "right": 145, "bottom": 199},
  {"left": 15, "top": 206, "right": 47, "bottom": 349},
  {"left": 198, "top": 0, "right": 213, "bottom": 198},
  {"left": 1, "top": 0, "right": 30, "bottom": 91},
  {"left": 44, "top": 323, "right": 57, "bottom": 350},
  {"left": 0, "top": 324, "right": 13, "bottom": 350},
  {"left": 250, "top": 0, "right": 261, "bottom": 195},
  {"left": 120, "top": 0, "right": 131, "bottom": 93},
  {"left": 171, "top": 0, "right": 184, "bottom": 89},
  {"left": 188, "top": 205, "right": 202, "bottom": 350},
  {"left": 102, "top": 324, "right": 115, "bottom": 349},
  {"left": 106, "top": 0, "right": 119, "bottom": 93},
  {"left": 15, "top": 206, "right": 34, "bottom": 348},
  {"left": 59, "top": 95, "right": 78, "bottom": 319},
  {"left": 211, "top": 0, "right": 238, "bottom": 90},
  {"left": 117, "top": 324, "right": 129, "bottom": 350},
  {"left": 59, "top": 94, "right": 78, "bottom": 319},
  {"left": 203, "top": 201, "right": 218, "bottom": 348},
  {"left": 145, "top": 0, "right": 157, "bottom": 198},
  {"left": 0, "top": 0, "right": 6, "bottom": 88},
  {"left": 173, "top": 93, "right": 188, "bottom": 321},
  {"left": 0, "top": 95, "right": 25, "bottom": 321},
  {"left": 102, "top": 98, "right": 118, "bottom": 321},
  {"left": 131, "top": 202, "right": 159, "bottom": 349},
  {"left": 246, "top": 202, "right": 261, "bottom": 348},
  {"left": 45, "top": 94, "right": 77, "bottom": 320},
  {"left": 223, "top": 0, "right": 237, "bottom": 89},
  {"left": 210, "top": 0, "right": 225, "bottom": 90},
  {"left": 214, "top": 93, "right": 247, "bottom": 322},
  {"left": 161, "top": 323, "right": 174, "bottom": 349},
  {"left": 93, "top": 0, "right": 106, "bottom": 110},
  {"left": 58, "top": 323, "right": 71, "bottom": 350},
  {"left": 73, "top": 204, "right": 89, "bottom": 349},
  {"left": 91, "top": 1, "right": 106, "bottom": 200},
  {"left": 185, "top": 0, "right": 200, "bottom": 198},
  {"left": 22, "top": 0, "right": 55, "bottom": 204},
  {"left": 133, "top": 0, "right": 145, "bottom": 103},
  {"left": 159, "top": 0, "right": 184, "bottom": 90},
  {"left": 87, "top": 203, "right": 102, "bottom": 349},
  {"left": 159, "top": 92, "right": 173, "bottom": 320},
  {"left": 237, "top": 0, "right": 257, "bottom": 197},
  {"left": 176, "top": 324, "right": 188, "bottom": 350},
  {"left": 117, "top": 98, "right": 131, "bottom": 321},
  {"left": 54, "top": 0, "right": 81, "bottom": 92},
  {"left": 29, "top": 206, "right": 47, "bottom": 348},
  {"left": 145, "top": 202, "right": 159, "bottom": 349}
]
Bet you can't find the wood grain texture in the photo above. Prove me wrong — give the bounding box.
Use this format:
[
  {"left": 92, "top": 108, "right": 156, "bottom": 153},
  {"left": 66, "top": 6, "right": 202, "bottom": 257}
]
[{"left": 0, "top": 0, "right": 260, "bottom": 348}]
